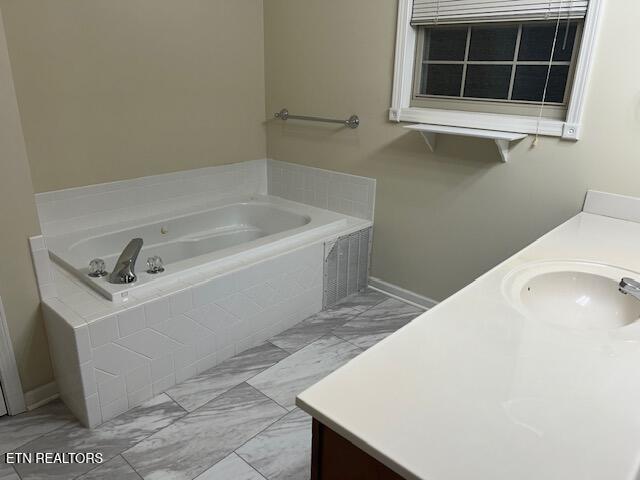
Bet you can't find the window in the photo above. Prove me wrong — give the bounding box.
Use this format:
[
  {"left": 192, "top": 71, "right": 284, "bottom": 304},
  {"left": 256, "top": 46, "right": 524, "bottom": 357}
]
[
  {"left": 390, "top": 0, "right": 605, "bottom": 139},
  {"left": 412, "top": 21, "right": 582, "bottom": 119}
]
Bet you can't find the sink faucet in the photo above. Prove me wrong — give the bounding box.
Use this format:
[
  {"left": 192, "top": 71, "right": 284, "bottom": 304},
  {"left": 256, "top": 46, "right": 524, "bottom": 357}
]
[
  {"left": 108, "top": 238, "right": 143, "bottom": 284},
  {"left": 619, "top": 277, "right": 640, "bottom": 300}
]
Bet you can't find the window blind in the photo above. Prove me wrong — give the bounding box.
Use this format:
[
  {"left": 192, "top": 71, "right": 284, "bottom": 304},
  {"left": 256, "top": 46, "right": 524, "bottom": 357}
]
[{"left": 411, "top": 0, "right": 589, "bottom": 26}]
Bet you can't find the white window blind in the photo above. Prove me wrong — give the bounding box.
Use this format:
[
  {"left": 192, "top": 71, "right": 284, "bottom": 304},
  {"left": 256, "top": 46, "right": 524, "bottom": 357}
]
[{"left": 411, "top": 0, "right": 589, "bottom": 26}]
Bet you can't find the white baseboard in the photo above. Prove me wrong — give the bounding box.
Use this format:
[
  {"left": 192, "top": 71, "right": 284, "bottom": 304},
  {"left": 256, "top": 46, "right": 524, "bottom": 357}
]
[
  {"left": 0, "top": 296, "right": 26, "bottom": 415},
  {"left": 24, "top": 381, "right": 59, "bottom": 410},
  {"left": 368, "top": 277, "right": 438, "bottom": 310}
]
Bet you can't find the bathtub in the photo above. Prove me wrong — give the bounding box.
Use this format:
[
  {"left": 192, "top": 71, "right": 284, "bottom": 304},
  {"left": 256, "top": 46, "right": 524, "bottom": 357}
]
[{"left": 47, "top": 195, "right": 350, "bottom": 302}]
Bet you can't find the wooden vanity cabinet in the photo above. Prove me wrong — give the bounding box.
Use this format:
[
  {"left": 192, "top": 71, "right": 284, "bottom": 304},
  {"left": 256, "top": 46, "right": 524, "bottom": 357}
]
[{"left": 310, "top": 419, "right": 406, "bottom": 480}]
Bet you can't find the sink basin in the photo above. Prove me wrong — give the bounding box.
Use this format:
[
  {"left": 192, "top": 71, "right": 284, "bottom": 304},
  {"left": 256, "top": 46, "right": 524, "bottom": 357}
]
[{"left": 503, "top": 261, "right": 640, "bottom": 331}]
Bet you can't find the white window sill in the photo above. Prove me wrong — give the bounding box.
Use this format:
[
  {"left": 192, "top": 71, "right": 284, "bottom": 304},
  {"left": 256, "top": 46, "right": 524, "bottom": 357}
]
[
  {"left": 390, "top": 107, "right": 579, "bottom": 140},
  {"left": 404, "top": 124, "right": 528, "bottom": 162}
]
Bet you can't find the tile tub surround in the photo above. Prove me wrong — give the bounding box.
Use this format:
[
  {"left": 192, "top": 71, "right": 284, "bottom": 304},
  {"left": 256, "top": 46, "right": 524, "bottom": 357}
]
[
  {"left": 42, "top": 243, "right": 325, "bottom": 428},
  {"left": 34, "top": 159, "right": 375, "bottom": 239},
  {"left": 34, "top": 160, "right": 268, "bottom": 237},
  {"left": 268, "top": 159, "right": 376, "bottom": 221},
  {"left": 1, "top": 290, "right": 425, "bottom": 480}
]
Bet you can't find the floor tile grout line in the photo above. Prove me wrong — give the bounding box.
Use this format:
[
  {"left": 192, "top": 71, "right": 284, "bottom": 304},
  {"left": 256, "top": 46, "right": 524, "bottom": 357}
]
[
  {"left": 326, "top": 332, "right": 367, "bottom": 355},
  {"left": 116, "top": 397, "right": 192, "bottom": 470},
  {"left": 202, "top": 342, "right": 291, "bottom": 383},
  {"left": 265, "top": 339, "right": 286, "bottom": 352},
  {"left": 231, "top": 411, "right": 290, "bottom": 464},
  {"left": 2, "top": 417, "right": 75, "bottom": 458},
  {"left": 266, "top": 332, "right": 331, "bottom": 355},
  {"left": 331, "top": 333, "right": 366, "bottom": 352},
  {"left": 266, "top": 312, "right": 361, "bottom": 355},
  {"left": 189, "top": 452, "right": 268, "bottom": 480},
  {"left": 167, "top": 345, "right": 292, "bottom": 413},
  {"left": 339, "top": 304, "right": 425, "bottom": 327},
  {"left": 242, "top": 382, "right": 291, "bottom": 415},
  {"left": 244, "top": 332, "right": 367, "bottom": 415},
  {"left": 71, "top": 454, "right": 141, "bottom": 480},
  {"left": 162, "top": 390, "right": 189, "bottom": 414},
  {"left": 160, "top": 393, "right": 190, "bottom": 418},
  {"left": 334, "top": 313, "right": 426, "bottom": 332},
  {"left": 70, "top": 397, "right": 189, "bottom": 480},
  {"left": 350, "top": 299, "right": 404, "bottom": 317},
  {"left": 10, "top": 462, "right": 23, "bottom": 480},
  {"left": 338, "top": 294, "right": 390, "bottom": 314},
  {"left": 259, "top": 342, "right": 291, "bottom": 361},
  {"left": 234, "top": 453, "right": 268, "bottom": 480},
  {"left": 331, "top": 310, "right": 425, "bottom": 350},
  {"left": 182, "top": 383, "right": 289, "bottom": 480},
  {"left": 232, "top": 406, "right": 314, "bottom": 480},
  {"left": 121, "top": 454, "right": 144, "bottom": 480},
  {"left": 72, "top": 459, "right": 99, "bottom": 479},
  {"left": 0, "top": 404, "right": 78, "bottom": 456},
  {"left": 173, "top": 393, "right": 190, "bottom": 415},
  {"left": 256, "top": 330, "right": 359, "bottom": 388}
]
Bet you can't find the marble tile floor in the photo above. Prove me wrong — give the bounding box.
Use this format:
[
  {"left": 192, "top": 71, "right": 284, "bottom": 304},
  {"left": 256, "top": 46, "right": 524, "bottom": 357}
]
[{"left": 1, "top": 289, "right": 425, "bottom": 480}]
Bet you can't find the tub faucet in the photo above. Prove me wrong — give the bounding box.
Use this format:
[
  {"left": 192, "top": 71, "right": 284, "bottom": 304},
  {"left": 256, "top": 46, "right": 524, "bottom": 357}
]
[
  {"left": 619, "top": 277, "right": 640, "bottom": 300},
  {"left": 108, "top": 238, "right": 143, "bottom": 284}
]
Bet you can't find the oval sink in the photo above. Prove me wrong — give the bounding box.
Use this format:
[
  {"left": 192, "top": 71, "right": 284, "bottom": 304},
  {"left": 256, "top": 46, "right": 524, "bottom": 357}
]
[{"left": 503, "top": 262, "right": 640, "bottom": 331}]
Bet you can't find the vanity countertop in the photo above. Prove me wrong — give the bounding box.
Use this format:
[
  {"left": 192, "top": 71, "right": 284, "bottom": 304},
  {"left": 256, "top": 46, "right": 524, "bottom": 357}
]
[{"left": 297, "top": 193, "right": 640, "bottom": 480}]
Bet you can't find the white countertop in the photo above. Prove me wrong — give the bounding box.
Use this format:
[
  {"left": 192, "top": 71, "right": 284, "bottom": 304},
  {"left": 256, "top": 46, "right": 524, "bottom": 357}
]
[{"left": 297, "top": 203, "right": 640, "bottom": 480}]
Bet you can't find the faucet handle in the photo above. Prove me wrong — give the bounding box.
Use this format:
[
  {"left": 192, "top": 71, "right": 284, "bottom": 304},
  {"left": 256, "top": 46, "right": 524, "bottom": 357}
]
[
  {"left": 146, "top": 256, "right": 165, "bottom": 274},
  {"left": 88, "top": 258, "right": 108, "bottom": 277}
]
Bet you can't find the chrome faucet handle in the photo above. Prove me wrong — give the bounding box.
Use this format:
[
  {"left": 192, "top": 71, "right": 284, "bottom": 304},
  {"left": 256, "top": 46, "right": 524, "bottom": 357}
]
[
  {"left": 146, "top": 256, "right": 165, "bottom": 274},
  {"left": 88, "top": 258, "right": 108, "bottom": 277},
  {"left": 108, "top": 238, "right": 143, "bottom": 284}
]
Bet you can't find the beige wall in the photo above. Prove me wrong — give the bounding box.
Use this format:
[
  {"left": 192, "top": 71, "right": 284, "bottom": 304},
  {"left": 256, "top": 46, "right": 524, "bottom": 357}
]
[
  {"left": 0, "top": 7, "right": 53, "bottom": 393},
  {"left": 0, "top": 0, "right": 266, "bottom": 193},
  {"left": 265, "top": 0, "right": 640, "bottom": 301}
]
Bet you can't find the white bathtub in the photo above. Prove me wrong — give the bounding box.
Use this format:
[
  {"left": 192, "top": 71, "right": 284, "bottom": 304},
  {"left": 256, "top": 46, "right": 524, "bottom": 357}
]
[{"left": 47, "top": 195, "right": 350, "bottom": 302}]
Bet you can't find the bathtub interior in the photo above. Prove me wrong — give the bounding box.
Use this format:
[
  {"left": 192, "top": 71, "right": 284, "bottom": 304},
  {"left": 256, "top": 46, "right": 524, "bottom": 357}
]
[
  {"left": 64, "top": 203, "right": 310, "bottom": 270},
  {"left": 46, "top": 196, "right": 353, "bottom": 302}
]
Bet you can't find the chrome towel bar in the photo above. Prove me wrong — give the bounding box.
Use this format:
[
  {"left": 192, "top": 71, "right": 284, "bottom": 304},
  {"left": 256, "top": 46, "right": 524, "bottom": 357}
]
[{"left": 274, "top": 108, "right": 360, "bottom": 129}]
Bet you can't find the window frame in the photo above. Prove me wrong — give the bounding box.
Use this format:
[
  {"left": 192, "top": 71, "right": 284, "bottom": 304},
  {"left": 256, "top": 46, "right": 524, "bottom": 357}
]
[
  {"left": 390, "top": 0, "right": 605, "bottom": 140},
  {"left": 411, "top": 22, "right": 583, "bottom": 119}
]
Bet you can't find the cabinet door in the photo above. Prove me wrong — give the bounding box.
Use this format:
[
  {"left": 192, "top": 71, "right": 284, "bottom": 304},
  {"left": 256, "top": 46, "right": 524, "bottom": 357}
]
[{"left": 0, "top": 382, "right": 7, "bottom": 417}]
